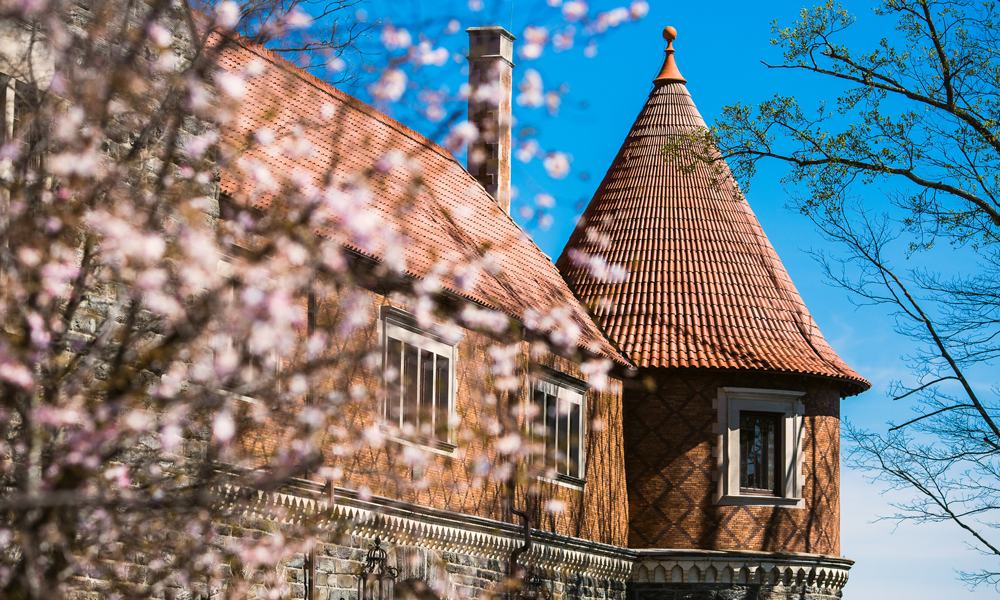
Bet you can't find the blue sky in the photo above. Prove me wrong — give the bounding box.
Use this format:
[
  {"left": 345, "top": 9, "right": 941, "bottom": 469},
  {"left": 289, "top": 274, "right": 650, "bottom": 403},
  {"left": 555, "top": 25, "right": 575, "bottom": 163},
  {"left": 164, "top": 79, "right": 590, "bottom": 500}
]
[{"left": 340, "top": 1, "right": 996, "bottom": 596}]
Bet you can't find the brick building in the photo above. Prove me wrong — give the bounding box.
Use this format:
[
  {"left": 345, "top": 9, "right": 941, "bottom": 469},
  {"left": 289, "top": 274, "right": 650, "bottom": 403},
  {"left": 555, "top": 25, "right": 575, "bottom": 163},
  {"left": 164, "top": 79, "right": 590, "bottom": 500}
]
[
  {"left": 207, "top": 21, "right": 870, "bottom": 599},
  {"left": 0, "top": 10, "right": 868, "bottom": 599}
]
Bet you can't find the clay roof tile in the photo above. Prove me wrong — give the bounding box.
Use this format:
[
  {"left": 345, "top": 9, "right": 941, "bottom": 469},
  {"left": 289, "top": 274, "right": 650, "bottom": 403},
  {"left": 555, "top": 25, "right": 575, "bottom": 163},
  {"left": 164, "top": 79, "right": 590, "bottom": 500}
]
[
  {"left": 557, "top": 28, "right": 869, "bottom": 393},
  {"left": 217, "top": 36, "right": 625, "bottom": 365}
]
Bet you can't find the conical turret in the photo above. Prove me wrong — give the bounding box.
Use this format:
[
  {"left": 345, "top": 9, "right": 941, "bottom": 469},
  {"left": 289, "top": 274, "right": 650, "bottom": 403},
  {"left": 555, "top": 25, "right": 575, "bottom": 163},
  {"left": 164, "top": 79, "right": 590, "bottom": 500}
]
[{"left": 558, "top": 27, "right": 867, "bottom": 393}]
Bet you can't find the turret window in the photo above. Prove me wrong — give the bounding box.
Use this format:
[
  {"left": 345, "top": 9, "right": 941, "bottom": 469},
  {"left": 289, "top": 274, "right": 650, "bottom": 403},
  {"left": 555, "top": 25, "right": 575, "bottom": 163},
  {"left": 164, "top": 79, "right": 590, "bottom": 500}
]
[
  {"left": 716, "top": 387, "right": 805, "bottom": 507},
  {"left": 739, "top": 411, "right": 782, "bottom": 496}
]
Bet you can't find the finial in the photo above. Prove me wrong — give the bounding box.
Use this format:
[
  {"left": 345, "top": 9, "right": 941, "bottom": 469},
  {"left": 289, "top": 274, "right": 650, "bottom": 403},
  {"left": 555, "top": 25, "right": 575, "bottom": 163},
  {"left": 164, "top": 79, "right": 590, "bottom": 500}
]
[{"left": 654, "top": 25, "right": 686, "bottom": 85}]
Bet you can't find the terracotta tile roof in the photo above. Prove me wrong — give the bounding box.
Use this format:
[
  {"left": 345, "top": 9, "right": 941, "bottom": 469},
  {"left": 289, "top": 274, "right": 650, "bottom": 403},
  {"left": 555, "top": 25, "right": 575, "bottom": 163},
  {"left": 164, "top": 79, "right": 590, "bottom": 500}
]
[
  {"left": 556, "top": 73, "right": 869, "bottom": 392},
  {"left": 216, "top": 38, "right": 624, "bottom": 363}
]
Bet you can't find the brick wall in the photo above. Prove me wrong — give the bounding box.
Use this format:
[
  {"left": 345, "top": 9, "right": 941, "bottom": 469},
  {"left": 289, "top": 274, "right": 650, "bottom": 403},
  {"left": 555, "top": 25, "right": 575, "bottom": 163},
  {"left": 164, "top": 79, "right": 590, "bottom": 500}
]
[
  {"left": 624, "top": 370, "right": 841, "bottom": 555},
  {"left": 238, "top": 285, "right": 630, "bottom": 548}
]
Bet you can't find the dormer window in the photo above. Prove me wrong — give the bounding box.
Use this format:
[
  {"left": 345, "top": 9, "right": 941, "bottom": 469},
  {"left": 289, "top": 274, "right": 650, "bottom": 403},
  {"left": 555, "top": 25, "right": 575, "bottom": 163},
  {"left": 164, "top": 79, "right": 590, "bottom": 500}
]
[
  {"left": 381, "top": 311, "right": 455, "bottom": 448},
  {"left": 530, "top": 376, "right": 586, "bottom": 484}
]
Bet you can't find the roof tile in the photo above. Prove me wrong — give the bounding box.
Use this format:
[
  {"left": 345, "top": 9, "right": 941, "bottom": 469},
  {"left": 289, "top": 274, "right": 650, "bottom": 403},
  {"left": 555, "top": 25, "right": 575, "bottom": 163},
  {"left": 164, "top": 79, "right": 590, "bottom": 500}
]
[
  {"left": 557, "top": 80, "right": 869, "bottom": 393},
  {"left": 217, "top": 38, "right": 623, "bottom": 364}
]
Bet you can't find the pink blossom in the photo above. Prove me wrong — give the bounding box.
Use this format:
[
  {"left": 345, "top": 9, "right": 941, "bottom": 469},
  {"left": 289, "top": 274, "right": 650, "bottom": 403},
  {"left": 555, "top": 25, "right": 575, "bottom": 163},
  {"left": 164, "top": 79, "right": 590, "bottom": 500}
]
[
  {"left": 535, "top": 193, "right": 555, "bottom": 208},
  {"left": 496, "top": 433, "right": 522, "bottom": 454},
  {"left": 562, "top": 1, "right": 588, "bottom": 21},
  {"left": 0, "top": 357, "right": 33, "bottom": 389},
  {"left": 147, "top": 22, "right": 172, "bottom": 48},
  {"left": 553, "top": 29, "right": 575, "bottom": 51},
  {"left": 630, "top": 0, "right": 650, "bottom": 19},
  {"left": 543, "top": 152, "right": 570, "bottom": 178},
  {"left": 327, "top": 56, "right": 346, "bottom": 73},
  {"left": 581, "top": 358, "right": 613, "bottom": 391},
  {"left": 516, "top": 139, "right": 540, "bottom": 163},
  {"left": 520, "top": 26, "right": 548, "bottom": 60},
  {"left": 160, "top": 424, "right": 183, "bottom": 453},
  {"left": 380, "top": 25, "right": 412, "bottom": 50},
  {"left": 517, "top": 70, "right": 544, "bottom": 108},
  {"left": 460, "top": 305, "right": 508, "bottom": 334},
  {"left": 375, "top": 149, "right": 406, "bottom": 173},
  {"left": 183, "top": 131, "right": 218, "bottom": 159},
  {"left": 545, "top": 91, "right": 561, "bottom": 114},
  {"left": 214, "top": 1, "right": 241, "bottom": 29},
  {"left": 448, "top": 120, "right": 478, "bottom": 148},
  {"left": 213, "top": 410, "right": 236, "bottom": 444},
  {"left": 104, "top": 465, "right": 131, "bottom": 488},
  {"left": 283, "top": 7, "right": 313, "bottom": 29},
  {"left": 371, "top": 69, "right": 407, "bottom": 102},
  {"left": 412, "top": 41, "right": 449, "bottom": 66},
  {"left": 214, "top": 71, "right": 246, "bottom": 100}
]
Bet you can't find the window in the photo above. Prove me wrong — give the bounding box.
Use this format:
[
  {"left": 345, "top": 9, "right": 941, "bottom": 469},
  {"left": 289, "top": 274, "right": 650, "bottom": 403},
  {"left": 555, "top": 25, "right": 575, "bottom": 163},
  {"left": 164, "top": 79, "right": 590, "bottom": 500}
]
[
  {"left": 716, "top": 387, "right": 805, "bottom": 507},
  {"left": 382, "top": 313, "right": 455, "bottom": 447},
  {"left": 739, "top": 411, "right": 782, "bottom": 496},
  {"left": 530, "top": 377, "right": 586, "bottom": 483},
  {"left": 1, "top": 74, "right": 44, "bottom": 179}
]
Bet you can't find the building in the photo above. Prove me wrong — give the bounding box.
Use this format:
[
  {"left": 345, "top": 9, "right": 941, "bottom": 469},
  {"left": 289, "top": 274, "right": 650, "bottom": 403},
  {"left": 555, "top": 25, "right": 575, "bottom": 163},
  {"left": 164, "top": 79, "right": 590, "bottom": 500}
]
[
  {"left": 215, "top": 21, "right": 869, "bottom": 599},
  {"left": 0, "top": 10, "right": 868, "bottom": 598}
]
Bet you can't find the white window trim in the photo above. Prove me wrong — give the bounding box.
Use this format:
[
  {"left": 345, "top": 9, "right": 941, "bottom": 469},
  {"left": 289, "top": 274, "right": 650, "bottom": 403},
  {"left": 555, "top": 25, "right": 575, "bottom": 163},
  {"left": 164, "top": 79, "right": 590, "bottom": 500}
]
[
  {"left": 379, "top": 309, "right": 458, "bottom": 451},
  {"left": 714, "top": 387, "right": 805, "bottom": 508},
  {"left": 529, "top": 374, "right": 587, "bottom": 486}
]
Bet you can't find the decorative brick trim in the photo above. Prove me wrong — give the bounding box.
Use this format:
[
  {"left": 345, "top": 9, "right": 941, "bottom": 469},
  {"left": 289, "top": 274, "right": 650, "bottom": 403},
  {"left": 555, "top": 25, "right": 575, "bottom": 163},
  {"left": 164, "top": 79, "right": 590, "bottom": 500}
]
[
  {"left": 217, "top": 480, "right": 636, "bottom": 581},
  {"left": 631, "top": 549, "right": 851, "bottom": 593}
]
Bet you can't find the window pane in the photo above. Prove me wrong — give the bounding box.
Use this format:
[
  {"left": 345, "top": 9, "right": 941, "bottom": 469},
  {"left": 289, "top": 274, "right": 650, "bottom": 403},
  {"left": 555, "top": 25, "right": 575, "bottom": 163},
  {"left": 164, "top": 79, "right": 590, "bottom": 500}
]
[
  {"left": 568, "top": 401, "right": 581, "bottom": 478},
  {"left": 0, "top": 76, "right": 8, "bottom": 146},
  {"left": 435, "top": 354, "right": 450, "bottom": 440},
  {"left": 419, "top": 349, "right": 434, "bottom": 430},
  {"left": 544, "top": 392, "right": 557, "bottom": 471},
  {"left": 402, "top": 343, "right": 418, "bottom": 427},
  {"left": 740, "top": 412, "right": 780, "bottom": 494},
  {"left": 386, "top": 337, "right": 402, "bottom": 423},
  {"left": 556, "top": 397, "right": 570, "bottom": 475}
]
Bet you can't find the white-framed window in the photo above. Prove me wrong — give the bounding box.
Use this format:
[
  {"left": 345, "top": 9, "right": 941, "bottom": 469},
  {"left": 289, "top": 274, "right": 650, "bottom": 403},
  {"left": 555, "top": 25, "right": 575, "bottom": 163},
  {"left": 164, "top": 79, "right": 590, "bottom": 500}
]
[
  {"left": 381, "top": 311, "right": 456, "bottom": 448},
  {"left": 715, "top": 387, "right": 805, "bottom": 507},
  {"left": 530, "top": 376, "right": 586, "bottom": 484},
  {"left": 0, "top": 73, "right": 43, "bottom": 179}
]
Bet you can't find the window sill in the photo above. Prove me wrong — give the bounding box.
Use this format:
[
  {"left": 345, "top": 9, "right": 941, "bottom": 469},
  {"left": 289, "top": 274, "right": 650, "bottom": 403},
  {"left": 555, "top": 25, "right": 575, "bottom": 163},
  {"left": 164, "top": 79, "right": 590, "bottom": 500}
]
[
  {"left": 386, "top": 433, "right": 457, "bottom": 457},
  {"left": 716, "top": 494, "right": 803, "bottom": 508},
  {"left": 536, "top": 473, "right": 586, "bottom": 490}
]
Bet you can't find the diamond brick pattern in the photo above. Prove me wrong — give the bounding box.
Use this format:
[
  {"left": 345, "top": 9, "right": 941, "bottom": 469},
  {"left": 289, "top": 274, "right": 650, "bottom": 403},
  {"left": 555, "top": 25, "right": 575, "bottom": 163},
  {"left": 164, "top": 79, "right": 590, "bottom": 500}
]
[
  {"left": 624, "top": 371, "right": 842, "bottom": 554},
  {"left": 556, "top": 80, "right": 868, "bottom": 392}
]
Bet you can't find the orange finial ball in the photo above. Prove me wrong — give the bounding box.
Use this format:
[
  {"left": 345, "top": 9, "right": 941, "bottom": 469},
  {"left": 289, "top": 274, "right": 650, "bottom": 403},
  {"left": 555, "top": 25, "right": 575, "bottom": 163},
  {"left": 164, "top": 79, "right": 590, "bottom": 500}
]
[{"left": 663, "top": 26, "right": 678, "bottom": 42}]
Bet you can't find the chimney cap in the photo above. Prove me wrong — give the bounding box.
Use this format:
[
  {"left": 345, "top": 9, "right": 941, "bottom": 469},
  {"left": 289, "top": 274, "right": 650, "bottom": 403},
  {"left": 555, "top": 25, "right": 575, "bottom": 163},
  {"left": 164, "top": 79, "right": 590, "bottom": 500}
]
[
  {"left": 467, "top": 25, "right": 516, "bottom": 66},
  {"left": 653, "top": 25, "right": 686, "bottom": 85},
  {"left": 466, "top": 25, "right": 516, "bottom": 40}
]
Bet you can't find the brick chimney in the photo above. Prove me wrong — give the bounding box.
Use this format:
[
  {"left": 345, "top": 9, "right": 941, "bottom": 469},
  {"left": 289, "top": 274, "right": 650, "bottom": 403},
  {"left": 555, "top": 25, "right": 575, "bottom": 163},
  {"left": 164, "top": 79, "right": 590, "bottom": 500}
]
[{"left": 466, "top": 26, "right": 514, "bottom": 213}]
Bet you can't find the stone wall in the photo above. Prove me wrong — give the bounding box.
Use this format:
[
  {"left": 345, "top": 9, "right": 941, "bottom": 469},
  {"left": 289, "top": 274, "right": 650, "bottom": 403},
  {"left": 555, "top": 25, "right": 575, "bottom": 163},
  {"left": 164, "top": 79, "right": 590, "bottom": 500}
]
[{"left": 116, "top": 482, "right": 636, "bottom": 600}]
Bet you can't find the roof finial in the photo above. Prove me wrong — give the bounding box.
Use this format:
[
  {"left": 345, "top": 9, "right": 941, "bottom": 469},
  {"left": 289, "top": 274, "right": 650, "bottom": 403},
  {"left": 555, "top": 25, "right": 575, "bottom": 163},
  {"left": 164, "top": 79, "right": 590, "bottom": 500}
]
[{"left": 654, "top": 25, "right": 686, "bottom": 85}]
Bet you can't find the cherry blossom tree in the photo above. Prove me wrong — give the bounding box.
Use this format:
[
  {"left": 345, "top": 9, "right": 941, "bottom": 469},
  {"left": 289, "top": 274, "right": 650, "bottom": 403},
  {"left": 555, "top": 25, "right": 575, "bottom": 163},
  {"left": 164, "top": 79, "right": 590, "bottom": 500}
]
[{"left": 0, "top": 0, "right": 645, "bottom": 597}]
